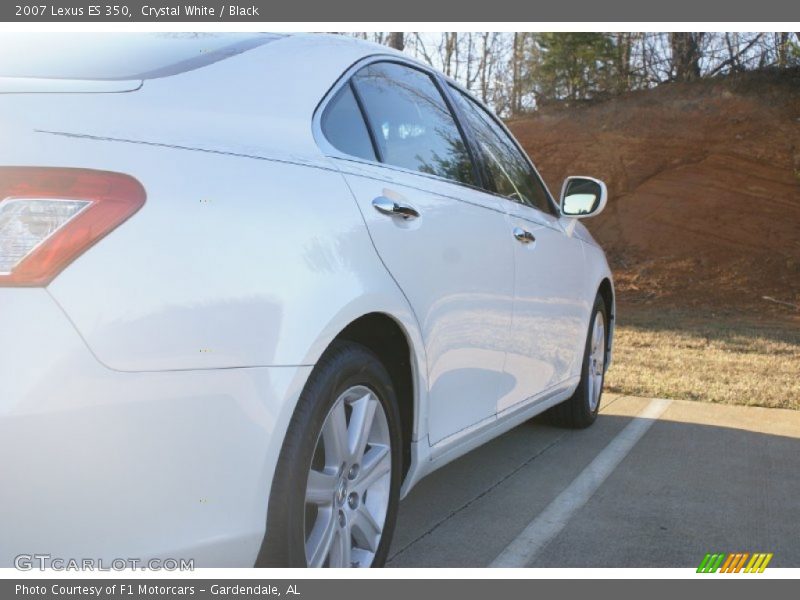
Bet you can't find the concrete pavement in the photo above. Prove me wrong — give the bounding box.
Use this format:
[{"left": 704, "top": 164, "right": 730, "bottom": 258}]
[{"left": 388, "top": 395, "right": 800, "bottom": 567}]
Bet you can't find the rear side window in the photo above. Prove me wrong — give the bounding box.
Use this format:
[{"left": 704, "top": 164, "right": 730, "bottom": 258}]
[
  {"left": 450, "top": 88, "right": 554, "bottom": 214},
  {"left": 322, "top": 84, "right": 377, "bottom": 162},
  {"left": 351, "top": 62, "right": 476, "bottom": 187}
]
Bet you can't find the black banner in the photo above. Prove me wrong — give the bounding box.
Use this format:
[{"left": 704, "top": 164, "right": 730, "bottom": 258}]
[
  {"left": 4, "top": 579, "right": 799, "bottom": 600},
  {"left": 1, "top": 0, "right": 797, "bottom": 22}
]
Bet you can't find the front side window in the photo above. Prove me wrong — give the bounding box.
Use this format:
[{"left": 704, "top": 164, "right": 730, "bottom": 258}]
[
  {"left": 351, "top": 62, "right": 476, "bottom": 187},
  {"left": 450, "top": 88, "right": 553, "bottom": 214}
]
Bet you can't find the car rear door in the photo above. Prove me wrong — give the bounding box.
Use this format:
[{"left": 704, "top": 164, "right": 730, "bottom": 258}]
[
  {"left": 318, "top": 60, "right": 515, "bottom": 445},
  {"left": 448, "top": 87, "right": 588, "bottom": 413}
]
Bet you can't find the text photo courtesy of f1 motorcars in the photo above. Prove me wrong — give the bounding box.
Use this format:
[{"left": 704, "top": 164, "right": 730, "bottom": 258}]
[{"left": 0, "top": 4, "right": 798, "bottom": 587}]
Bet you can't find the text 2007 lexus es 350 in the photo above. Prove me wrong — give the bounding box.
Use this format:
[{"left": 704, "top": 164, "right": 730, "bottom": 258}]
[{"left": 0, "top": 33, "right": 614, "bottom": 568}]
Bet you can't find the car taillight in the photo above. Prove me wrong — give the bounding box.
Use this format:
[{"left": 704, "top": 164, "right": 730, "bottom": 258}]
[{"left": 0, "top": 167, "right": 146, "bottom": 286}]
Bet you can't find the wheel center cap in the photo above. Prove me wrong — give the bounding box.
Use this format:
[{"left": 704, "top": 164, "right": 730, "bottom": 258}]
[{"left": 335, "top": 478, "right": 348, "bottom": 505}]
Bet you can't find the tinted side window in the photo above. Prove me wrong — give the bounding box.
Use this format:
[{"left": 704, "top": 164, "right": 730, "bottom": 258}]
[
  {"left": 321, "top": 83, "right": 377, "bottom": 162},
  {"left": 451, "top": 88, "right": 553, "bottom": 214},
  {"left": 352, "top": 62, "right": 476, "bottom": 186}
]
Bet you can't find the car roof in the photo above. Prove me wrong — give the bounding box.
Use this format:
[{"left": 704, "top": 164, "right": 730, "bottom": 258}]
[
  {"left": 0, "top": 33, "right": 410, "bottom": 82},
  {"left": 0, "top": 33, "right": 287, "bottom": 81}
]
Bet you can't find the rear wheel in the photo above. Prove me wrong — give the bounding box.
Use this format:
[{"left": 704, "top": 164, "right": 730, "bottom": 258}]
[
  {"left": 256, "top": 341, "right": 402, "bottom": 568},
  {"left": 545, "top": 295, "right": 607, "bottom": 428}
]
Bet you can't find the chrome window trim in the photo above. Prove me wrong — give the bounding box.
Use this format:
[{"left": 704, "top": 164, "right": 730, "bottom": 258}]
[
  {"left": 312, "top": 54, "right": 489, "bottom": 196},
  {"left": 443, "top": 79, "right": 561, "bottom": 218}
]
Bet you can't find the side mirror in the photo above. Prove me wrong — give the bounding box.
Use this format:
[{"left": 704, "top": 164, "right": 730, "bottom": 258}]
[{"left": 560, "top": 176, "right": 607, "bottom": 219}]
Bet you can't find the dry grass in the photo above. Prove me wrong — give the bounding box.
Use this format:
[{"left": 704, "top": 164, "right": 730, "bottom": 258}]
[{"left": 605, "top": 308, "right": 800, "bottom": 410}]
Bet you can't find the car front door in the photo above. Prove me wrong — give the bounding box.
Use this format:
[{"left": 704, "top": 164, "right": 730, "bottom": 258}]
[
  {"left": 318, "top": 61, "right": 515, "bottom": 445},
  {"left": 448, "top": 87, "right": 589, "bottom": 413}
]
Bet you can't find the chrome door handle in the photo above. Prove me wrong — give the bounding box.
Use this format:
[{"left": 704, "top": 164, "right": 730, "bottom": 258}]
[
  {"left": 372, "top": 196, "right": 420, "bottom": 220},
  {"left": 513, "top": 227, "right": 536, "bottom": 244}
]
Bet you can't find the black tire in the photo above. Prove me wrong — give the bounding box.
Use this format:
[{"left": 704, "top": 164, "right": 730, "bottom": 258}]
[
  {"left": 545, "top": 294, "right": 608, "bottom": 429},
  {"left": 255, "top": 340, "right": 403, "bottom": 567}
]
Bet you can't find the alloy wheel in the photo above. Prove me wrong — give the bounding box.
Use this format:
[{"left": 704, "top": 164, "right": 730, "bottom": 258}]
[
  {"left": 304, "top": 385, "right": 392, "bottom": 567},
  {"left": 587, "top": 311, "right": 606, "bottom": 412}
]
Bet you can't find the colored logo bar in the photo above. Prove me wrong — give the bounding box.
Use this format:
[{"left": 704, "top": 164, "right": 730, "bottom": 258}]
[{"left": 697, "top": 553, "right": 773, "bottom": 573}]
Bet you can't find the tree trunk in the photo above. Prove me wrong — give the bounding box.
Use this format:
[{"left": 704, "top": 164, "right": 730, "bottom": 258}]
[
  {"left": 776, "top": 32, "right": 789, "bottom": 67},
  {"left": 479, "top": 32, "right": 492, "bottom": 103},
  {"left": 614, "top": 32, "right": 633, "bottom": 93},
  {"left": 387, "top": 32, "right": 405, "bottom": 52},
  {"left": 442, "top": 33, "right": 457, "bottom": 77},
  {"left": 511, "top": 33, "right": 522, "bottom": 114},
  {"left": 670, "top": 33, "right": 703, "bottom": 81}
]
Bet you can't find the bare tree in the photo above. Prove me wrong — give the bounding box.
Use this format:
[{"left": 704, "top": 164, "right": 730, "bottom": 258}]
[
  {"left": 410, "top": 33, "right": 434, "bottom": 65},
  {"left": 708, "top": 33, "right": 764, "bottom": 76},
  {"left": 342, "top": 31, "right": 797, "bottom": 115},
  {"left": 477, "top": 32, "right": 499, "bottom": 103},
  {"left": 464, "top": 33, "right": 475, "bottom": 91},
  {"left": 440, "top": 33, "right": 458, "bottom": 77}
]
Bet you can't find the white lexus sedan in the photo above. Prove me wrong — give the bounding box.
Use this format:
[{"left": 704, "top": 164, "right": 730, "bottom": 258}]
[{"left": 0, "top": 33, "right": 614, "bottom": 568}]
